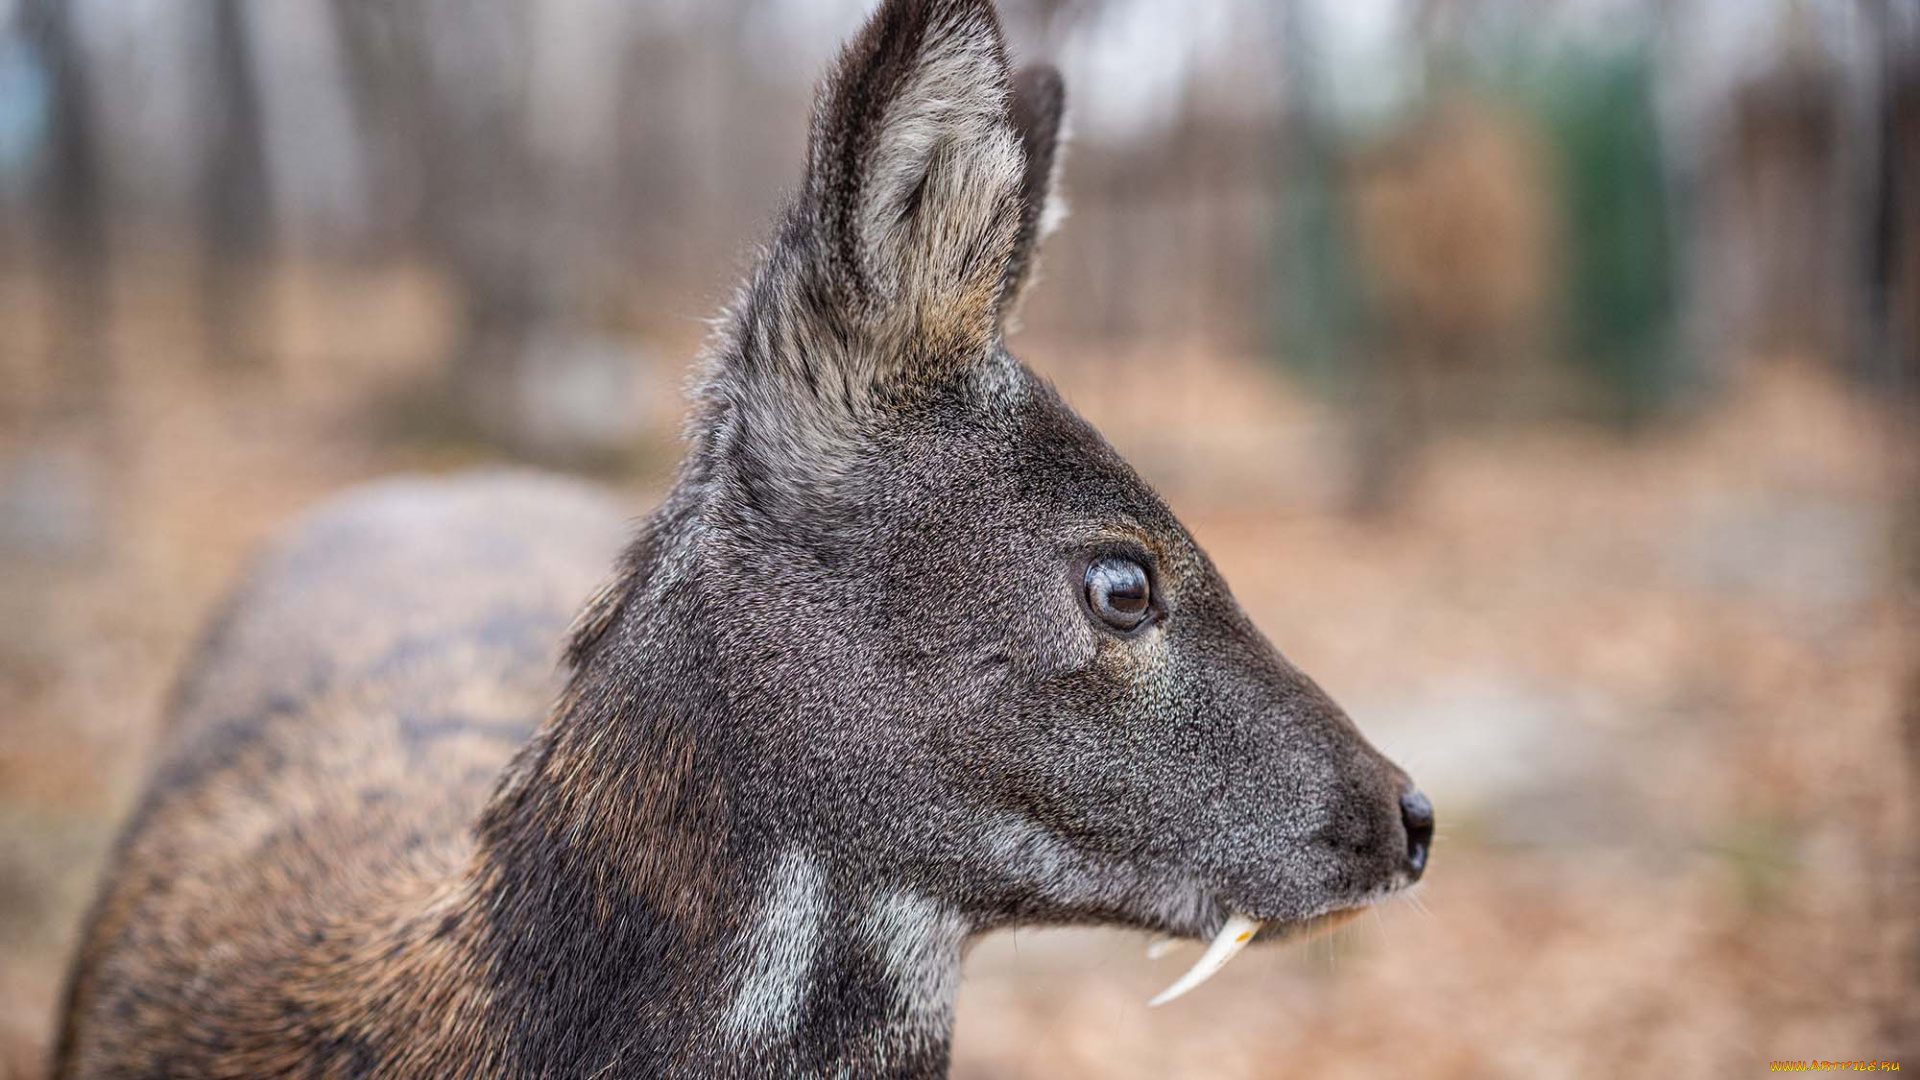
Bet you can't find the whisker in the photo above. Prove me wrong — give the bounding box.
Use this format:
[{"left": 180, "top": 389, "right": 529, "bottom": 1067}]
[{"left": 1368, "top": 904, "right": 1394, "bottom": 950}]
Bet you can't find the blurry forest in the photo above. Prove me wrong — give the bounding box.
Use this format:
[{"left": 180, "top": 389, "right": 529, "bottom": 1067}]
[
  {"left": 1, "top": 0, "right": 1916, "bottom": 458},
  {"left": 1, "top": 1, "right": 1917, "bottom": 1077}
]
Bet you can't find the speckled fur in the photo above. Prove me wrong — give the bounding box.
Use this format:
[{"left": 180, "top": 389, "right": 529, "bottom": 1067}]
[{"left": 53, "top": 2, "right": 1420, "bottom": 1078}]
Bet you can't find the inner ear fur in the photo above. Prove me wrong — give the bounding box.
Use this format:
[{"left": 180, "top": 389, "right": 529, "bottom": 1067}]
[
  {"left": 707, "top": 0, "right": 1071, "bottom": 492},
  {"left": 794, "top": 0, "right": 1059, "bottom": 389}
]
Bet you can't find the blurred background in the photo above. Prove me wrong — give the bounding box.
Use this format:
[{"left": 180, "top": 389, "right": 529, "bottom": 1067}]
[{"left": 0, "top": 0, "right": 1916, "bottom": 1075}]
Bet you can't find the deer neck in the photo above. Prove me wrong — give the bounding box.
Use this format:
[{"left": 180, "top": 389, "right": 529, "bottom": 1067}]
[{"left": 412, "top": 510, "right": 970, "bottom": 1079}]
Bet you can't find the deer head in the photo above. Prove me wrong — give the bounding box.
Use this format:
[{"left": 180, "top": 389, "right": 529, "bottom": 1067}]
[
  {"left": 495, "top": 0, "right": 1430, "bottom": 1070},
  {"left": 571, "top": 0, "right": 1426, "bottom": 1011}
]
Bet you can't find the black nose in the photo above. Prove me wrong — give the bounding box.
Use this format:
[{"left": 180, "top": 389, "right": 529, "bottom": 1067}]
[{"left": 1400, "top": 790, "right": 1434, "bottom": 880}]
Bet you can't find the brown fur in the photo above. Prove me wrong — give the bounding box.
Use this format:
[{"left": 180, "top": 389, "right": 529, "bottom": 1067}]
[{"left": 54, "top": 474, "right": 628, "bottom": 1079}]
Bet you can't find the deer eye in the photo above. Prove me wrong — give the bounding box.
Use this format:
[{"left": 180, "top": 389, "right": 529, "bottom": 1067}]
[{"left": 1085, "top": 557, "right": 1153, "bottom": 632}]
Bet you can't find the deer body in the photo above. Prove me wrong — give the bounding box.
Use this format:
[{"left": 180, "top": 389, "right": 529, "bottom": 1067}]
[
  {"left": 56, "top": 472, "right": 988, "bottom": 1078},
  {"left": 56, "top": 3, "right": 1430, "bottom": 1077}
]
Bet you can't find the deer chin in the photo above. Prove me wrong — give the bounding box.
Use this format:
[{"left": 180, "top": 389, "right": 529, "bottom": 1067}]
[{"left": 1145, "top": 907, "right": 1365, "bottom": 1007}]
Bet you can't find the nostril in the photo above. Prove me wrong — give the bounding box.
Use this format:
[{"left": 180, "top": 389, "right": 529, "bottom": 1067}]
[{"left": 1399, "top": 790, "right": 1434, "bottom": 879}]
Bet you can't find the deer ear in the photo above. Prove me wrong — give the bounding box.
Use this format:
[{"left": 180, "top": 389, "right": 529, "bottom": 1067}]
[
  {"left": 1000, "top": 64, "right": 1067, "bottom": 329},
  {"left": 800, "top": 0, "right": 1027, "bottom": 386}
]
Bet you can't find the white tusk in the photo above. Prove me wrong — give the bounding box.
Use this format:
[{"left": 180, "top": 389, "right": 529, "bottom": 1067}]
[
  {"left": 1145, "top": 936, "right": 1179, "bottom": 960},
  {"left": 1147, "top": 915, "right": 1262, "bottom": 1007}
]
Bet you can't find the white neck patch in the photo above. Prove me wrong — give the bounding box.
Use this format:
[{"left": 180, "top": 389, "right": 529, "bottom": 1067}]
[
  {"left": 724, "top": 846, "right": 827, "bottom": 1042},
  {"left": 859, "top": 887, "right": 969, "bottom": 1037},
  {"left": 721, "top": 849, "right": 969, "bottom": 1055}
]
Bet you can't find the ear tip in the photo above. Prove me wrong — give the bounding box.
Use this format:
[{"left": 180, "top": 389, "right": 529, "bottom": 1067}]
[
  {"left": 933, "top": 0, "right": 1009, "bottom": 28},
  {"left": 1015, "top": 65, "right": 1066, "bottom": 102},
  {"left": 937, "top": 0, "right": 1015, "bottom": 63},
  {"left": 1012, "top": 66, "right": 1067, "bottom": 149},
  {"left": 1013, "top": 65, "right": 1067, "bottom": 123},
  {"left": 838, "top": 0, "right": 1013, "bottom": 89},
  {"left": 866, "top": 0, "right": 1009, "bottom": 40}
]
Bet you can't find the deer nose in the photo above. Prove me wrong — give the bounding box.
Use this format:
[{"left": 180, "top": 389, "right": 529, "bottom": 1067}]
[{"left": 1400, "top": 790, "right": 1434, "bottom": 880}]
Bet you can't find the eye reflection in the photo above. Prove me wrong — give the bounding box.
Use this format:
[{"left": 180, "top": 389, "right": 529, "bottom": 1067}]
[{"left": 1084, "top": 557, "right": 1152, "bottom": 631}]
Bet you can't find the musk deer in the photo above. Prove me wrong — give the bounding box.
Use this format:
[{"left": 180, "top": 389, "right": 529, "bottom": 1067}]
[{"left": 53, "top": 1, "right": 1432, "bottom": 1077}]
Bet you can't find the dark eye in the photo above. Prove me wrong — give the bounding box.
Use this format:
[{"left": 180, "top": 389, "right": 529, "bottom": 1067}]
[{"left": 1084, "top": 557, "right": 1153, "bottom": 632}]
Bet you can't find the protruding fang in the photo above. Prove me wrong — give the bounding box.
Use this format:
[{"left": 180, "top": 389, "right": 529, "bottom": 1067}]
[
  {"left": 1147, "top": 914, "right": 1262, "bottom": 1007},
  {"left": 1145, "top": 936, "right": 1178, "bottom": 960}
]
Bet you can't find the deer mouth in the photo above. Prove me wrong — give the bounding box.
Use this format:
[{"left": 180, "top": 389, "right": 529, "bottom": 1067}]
[{"left": 1145, "top": 906, "right": 1367, "bottom": 1006}]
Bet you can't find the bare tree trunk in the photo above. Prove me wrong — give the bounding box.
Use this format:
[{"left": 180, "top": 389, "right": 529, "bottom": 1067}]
[
  {"left": 202, "top": 0, "right": 274, "bottom": 371},
  {"left": 402, "top": 0, "right": 557, "bottom": 450},
  {"left": 23, "top": 0, "right": 111, "bottom": 419},
  {"left": 1865, "top": 0, "right": 1920, "bottom": 392},
  {"left": 327, "top": 0, "right": 429, "bottom": 253},
  {"left": 332, "top": 0, "right": 559, "bottom": 450},
  {"left": 427, "top": 3, "right": 546, "bottom": 450}
]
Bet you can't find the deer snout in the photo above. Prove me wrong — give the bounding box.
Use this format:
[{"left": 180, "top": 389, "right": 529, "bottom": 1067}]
[{"left": 1400, "top": 789, "right": 1434, "bottom": 881}]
